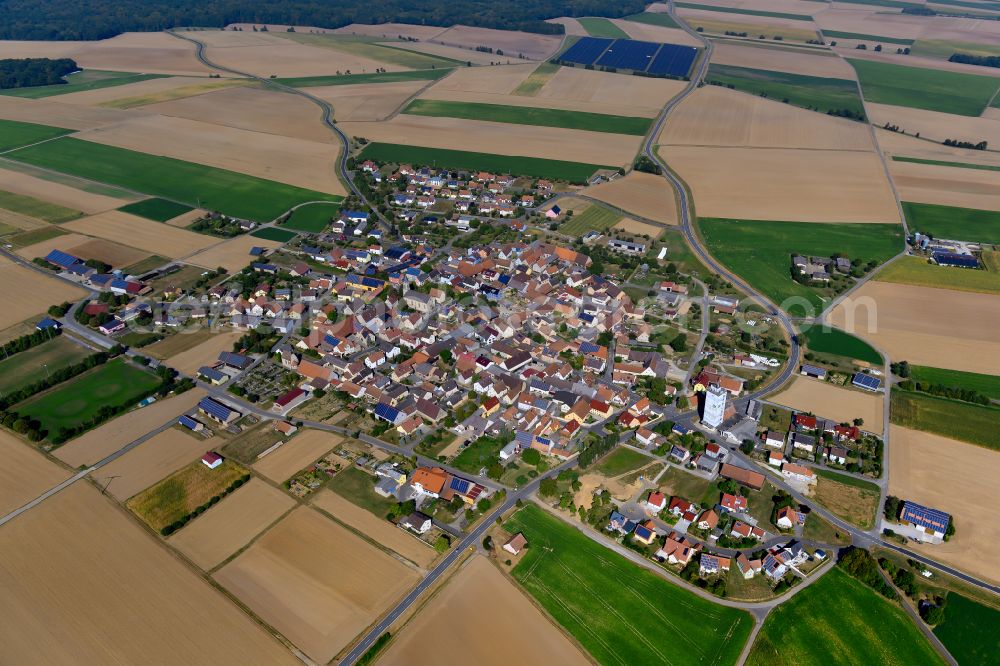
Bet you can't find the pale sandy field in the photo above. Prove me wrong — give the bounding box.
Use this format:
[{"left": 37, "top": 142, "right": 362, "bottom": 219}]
[
  {"left": 812, "top": 7, "right": 927, "bottom": 39},
  {"left": 99, "top": 79, "right": 252, "bottom": 110},
  {"left": 426, "top": 63, "right": 535, "bottom": 95},
  {"left": 0, "top": 166, "right": 132, "bottom": 214},
  {"left": 867, "top": 103, "right": 1000, "bottom": 148},
  {"left": 164, "top": 330, "right": 244, "bottom": 375},
  {"left": 889, "top": 158, "right": 1000, "bottom": 212},
  {"left": 214, "top": 507, "right": 420, "bottom": 663},
  {"left": 164, "top": 207, "right": 207, "bottom": 228},
  {"left": 615, "top": 218, "right": 668, "bottom": 238},
  {"left": 546, "top": 17, "right": 588, "bottom": 36},
  {"left": 342, "top": 115, "right": 641, "bottom": 167},
  {"left": 842, "top": 48, "right": 1000, "bottom": 78},
  {"left": 826, "top": 281, "right": 1000, "bottom": 374},
  {"left": 74, "top": 115, "right": 346, "bottom": 195},
  {"left": 0, "top": 482, "right": 296, "bottom": 664},
  {"left": 613, "top": 18, "right": 703, "bottom": 47},
  {"left": 583, "top": 171, "right": 678, "bottom": 226},
  {"left": 875, "top": 127, "right": 1000, "bottom": 169},
  {"left": 170, "top": 478, "right": 296, "bottom": 570},
  {"left": 311, "top": 81, "right": 430, "bottom": 121},
  {"left": 677, "top": 10, "right": 820, "bottom": 41},
  {"left": 889, "top": 425, "right": 1000, "bottom": 586},
  {"left": 198, "top": 30, "right": 400, "bottom": 77},
  {"left": 536, "top": 66, "right": 687, "bottom": 117},
  {"left": 333, "top": 23, "right": 450, "bottom": 41},
  {"left": 311, "top": 489, "right": 437, "bottom": 568},
  {"left": 660, "top": 86, "right": 875, "bottom": 151},
  {"left": 54, "top": 389, "right": 206, "bottom": 468},
  {"left": 0, "top": 255, "right": 87, "bottom": 329},
  {"left": 184, "top": 235, "right": 283, "bottom": 272},
  {"left": 432, "top": 25, "right": 561, "bottom": 60},
  {"left": 67, "top": 237, "right": 150, "bottom": 268},
  {"left": 254, "top": 429, "right": 342, "bottom": 483},
  {"left": 711, "top": 41, "right": 856, "bottom": 78},
  {"left": 0, "top": 32, "right": 215, "bottom": 77},
  {"left": 379, "top": 555, "right": 591, "bottom": 666},
  {"left": 52, "top": 76, "right": 223, "bottom": 107},
  {"left": 0, "top": 95, "right": 132, "bottom": 130},
  {"left": 985, "top": 108, "right": 1000, "bottom": 122},
  {"left": 770, "top": 376, "right": 884, "bottom": 432},
  {"left": 676, "top": 0, "right": 824, "bottom": 12},
  {"left": 664, "top": 146, "right": 901, "bottom": 223},
  {"left": 91, "top": 428, "right": 211, "bottom": 501},
  {"left": 14, "top": 232, "right": 92, "bottom": 261},
  {"left": 63, "top": 210, "right": 218, "bottom": 258},
  {"left": 0, "top": 431, "right": 69, "bottom": 516},
  {"left": 143, "top": 85, "right": 330, "bottom": 141},
  {"left": 380, "top": 41, "right": 507, "bottom": 65}
]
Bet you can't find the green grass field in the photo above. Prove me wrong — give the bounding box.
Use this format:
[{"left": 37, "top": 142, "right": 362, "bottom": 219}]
[
  {"left": 847, "top": 58, "right": 1000, "bottom": 116},
  {"left": 506, "top": 504, "right": 754, "bottom": 666},
  {"left": 249, "top": 227, "right": 297, "bottom": 242},
  {"left": 891, "top": 389, "right": 1000, "bottom": 451},
  {"left": 127, "top": 459, "right": 247, "bottom": 531},
  {"left": 901, "top": 201, "right": 1000, "bottom": 245},
  {"left": 875, "top": 255, "right": 1000, "bottom": 295},
  {"left": 275, "top": 69, "right": 451, "bottom": 88},
  {"left": 891, "top": 156, "right": 1000, "bottom": 173},
  {"left": 577, "top": 17, "right": 631, "bottom": 38},
  {"left": 697, "top": 217, "right": 902, "bottom": 316},
  {"left": 283, "top": 203, "right": 338, "bottom": 232},
  {"left": 746, "top": 567, "right": 946, "bottom": 666},
  {"left": 822, "top": 30, "right": 914, "bottom": 45},
  {"left": 358, "top": 142, "right": 614, "bottom": 183},
  {"left": 16, "top": 359, "right": 162, "bottom": 435},
  {"left": 328, "top": 466, "right": 397, "bottom": 517},
  {"left": 801, "top": 326, "right": 883, "bottom": 365},
  {"left": 624, "top": 12, "right": 680, "bottom": 28},
  {"left": 559, "top": 206, "right": 622, "bottom": 236},
  {"left": 0, "top": 69, "right": 167, "bottom": 99},
  {"left": 675, "top": 2, "right": 813, "bottom": 20},
  {"left": 0, "top": 188, "right": 82, "bottom": 223},
  {"left": 451, "top": 436, "right": 506, "bottom": 474},
  {"left": 705, "top": 64, "right": 865, "bottom": 119},
  {"left": 814, "top": 468, "right": 881, "bottom": 492},
  {"left": 912, "top": 39, "right": 1000, "bottom": 61},
  {"left": 0, "top": 119, "right": 73, "bottom": 152},
  {"left": 909, "top": 366, "right": 1000, "bottom": 401},
  {"left": 594, "top": 447, "right": 652, "bottom": 477},
  {"left": 932, "top": 593, "right": 1000, "bottom": 666},
  {"left": 0, "top": 336, "right": 91, "bottom": 396},
  {"left": 401, "top": 99, "right": 651, "bottom": 135},
  {"left": 512, "top": 62, "right": 560, "bottom": 96},
  {"left": 117, "top": 197, "right": 194, "bottom": 222},
  {"left": 7, "top": 138, "right": 342, "bottom": 221}
]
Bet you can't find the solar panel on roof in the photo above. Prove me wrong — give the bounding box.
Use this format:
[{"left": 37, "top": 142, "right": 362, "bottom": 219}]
[
  {"left": 634, "top": 525, "right": 652, "bottom": 539},
  {"left": 45, "top": 249, "right": 81, "bottom": 268},
  {"left": 178, "top": 415, "right": 199, "bottom": 430},
  {"left": 199, "top": 397, "right": 235, "bottom": 420},
  {"left": 852, "top": 374, "right": 881, "bottom": 390},
  {"left": 580, "top": 342, "right": 599, "bottom": 354},
  {"left": 374, "top": 402, "right": 401, "bottom": 422},
  {"left": 450, "top": 477, "right": 471, "bottom": 494}
]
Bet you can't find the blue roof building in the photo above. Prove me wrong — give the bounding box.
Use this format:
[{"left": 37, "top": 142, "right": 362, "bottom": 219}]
[
  {"left": 900, "top": 501, "right": 950, "bottom": 538},
  {"left": 198, "top": 397, "right": 240, "bottom": 424},
  {"left": 373, "top": 402, "right": 403, "bottom": 424},
  {"left": 45, "top": 249, "right": 82, "bottom": 269},
  {"left": 36, "top": 317, "right": 62, "bottom": 331},
  {"left": 933, "top": 252, "right": 979, "bottom": 269},
  {"left": 852, "top": 373, "right": 882, "bottom": 391}
]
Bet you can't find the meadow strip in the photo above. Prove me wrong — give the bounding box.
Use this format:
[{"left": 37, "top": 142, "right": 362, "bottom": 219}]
[
  {"left": 0, "top": 188, "right": 82, "bottom": 223},
  {"left": 403, "top": 99, "right": 651, "bottom": 135},
  {"left": 901, "top": 201, "right": 1000, "bottom": 245},
  {"left": 0, "top": 119, "right": 73, "bottom": 152},
  {"left": 891, "top": 389, "right": 1000, "bottom": 451},
  {"left": 275, "top": 69, "right": 451, "bottom": 88},
  {"left": 847, "top": 57, "right": 1000, "bottom": 116},
  {"left": 117, "top": 197, "right": 194, "bottom": 222}
]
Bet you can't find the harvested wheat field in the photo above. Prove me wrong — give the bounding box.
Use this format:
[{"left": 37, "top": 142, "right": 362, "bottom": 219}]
[
  {"left": 0, "top": 482, "right": 295, "bottom": 664},
  {"left": 170, "top": 478, "right": 296, "bottom": 570},
  {"left": 875, "top": 128, "right": 1000, "bottom": 170},
  {"left": 312, "top": 489, "right": 436, "bottom": 568},
  {"left": 867, "top": 103, "right": 1000, "bottom": 150},
  {"left": 660, "top": 87, "right": 874, "bottom": 151},
  {"left": 536, "top": 66, "right": 686, "bottom": 117},
  {"left": 214, "top": 506, "right": 420, "bottom": 663},
  {"left": 678, "top": 10, "right": 819, "bottom": 42},
  {"left": 184, "top": 235, "right": 283, "bottom": 272},
  {"left": 163, "top": 207, "right": 207, "bottom": 227},
  {"left": 380, "top": 555, "right": 590, "bottom": 666},
  {"left": 433, "top": 25, "right": 561, "bottom": 60},
  {"left": 0, "top": 166, "right": 132, "bottom": 214},
  {"left": 770, "top": 376, "right": 884, "bottom": 433},
  {"left": 613, "top": 18, "right": 703, "bottom": 47},
  {"left": 890, "top": 425, "right": 1000, "bottom": 586},
  {"left": 0, "top": 256, "right": 86, "bottom": 330},
  {"left": 710, "top": 41, "right": 855, "bottom": 78},
  {"left": 99, "top": 79, "right": 251, "bottom": 111},
  {"left": 844, "top": 48, "right": 1000, "bottom": 78},
  {"left": 0, "top": 208, "right": 47, "bottom": 232},
  {"left": 827, "top": 282, "right": 1000, "bottom": 374},
  {"left": 310, "top": 81, "right": 431, "bottom": 121},
  {"left": 163, "top": 330, "right": 244, "bottom": 375},
  {"left": 91, "top": 428, "right": 211, "bottom": 501},
  {"left": 889, "top": 157, "right": 1000, "bottom": 212},
  {"left": 614, "top": 218, "right": 667, "bottom": 238},
  {"left": 334, "top": 23, "right": 449, "bottom": 41},
  {"left": 143, "top": 85, "right": 329, "bottom": 141},
  {"left": 0, "top": 431, "right": 69, "bottom": 516},
  {"left": 68, "top": 238, "right": 149, "bottom": 268},
  {"left": 63, "top": 210, "right": 217, "bottom": 258},
  {"left": 341, "top": 115, "right": 640, "bottom": 167},
  {"left": 0, "top": 95, "right": 129, "bottom": 130},
  {"left": 584, "top": 172, "right": 678, "bottom": 226},
  {"left": 254, "top": 429, "right": 342, "bottom": 483},
  {"left": 14, "top": 232, "right": 92, "bottom": 261},
  {"left": 75, "top": 115, "right": 345, "bottom": 195},
  {"left": 426, "top": 63, "right": 534, "bottom": 95},
  {"left": 380, "top": 41, "right": 505, "bottom": 65},
  {"left": 665, "top": 146, "right": 900, "bottom": 223},
  {"left": 52, "top": 76, "right": 218, "bottom": 107},
  {"left": 54, "top": 389, "right": 206, "bottom": 468},
  {"left": 547, "top": 17, "right": 587, "bottom": 35},
  {"left": 813, "top": 7, "right": 925, "bottom": 40}
]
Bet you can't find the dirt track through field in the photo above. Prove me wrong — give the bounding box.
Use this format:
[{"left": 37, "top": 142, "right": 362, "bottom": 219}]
[
  {"left": 0, "top": 255, "right": 87, "bottom": 330},
  {"left": 0, "top": 431, "right": 69, "bottom": 516},
  {"left": 770, "top": 376, "right": 884, "bottom": 432},
  {"left": 890, "top": 425, "right": 1000, "bottom": 586},
  {"left": 379, "top": 555, "right": 591, "bottom": 666}
]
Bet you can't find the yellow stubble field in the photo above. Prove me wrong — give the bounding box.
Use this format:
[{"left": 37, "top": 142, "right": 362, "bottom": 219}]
[
  {"left": 51, "top": 76, "right": 229, "bottom": 107},
  {"left": 770, "top": 376, "right": 885, "bottom": 433},
  {"left": 333, "top": 23, "right": 449, "bottom": 41},
  {"left": 613, "top": 18, "right": 703, "bottom": 46},
  {"left": 183, "top": 235, "right": 283, "bottom": 272},
  {"left": 0, "top": 431, "right": 69, "bottom": 516},
  {"left": 583, "top": 171, "right": 678, "bottom": 226},
  {"left": 214, "top": 506, "right": 420, "bottom": 664},
  {"left": 0, "top": 95, "right": 132, "bottom": 130},
  {"left": 866, "top": 102, "right": 1000, "bottom": 150},
  {"left": 91, "top": 428, "right": 213, "bottom": 501},
  {"left": 0, "top": 166, "right": 133, "bottom": 214},
  {"left": 875, "top": 128, "right": 1000, "bottom": 170},
  {"left": 310, "top": 80, "right": 432, "bottom": 121},
  {"left": 0, "top": 255, "right": 87, "bottom": 330},
  {"left": 432, "top": 25, "right": 561, "bottom": 60},
  {"left": 710, "top": 41, "right": 857, "bottom": 79},
  {"left": 887, "top": 152, "right": 1000, "bottom": 213},
  {"left": 63, "top": 210, "right": 218, "bottom": 258},
  {"left": 253, "top": 428, "right": 342, "bottom": 483}
]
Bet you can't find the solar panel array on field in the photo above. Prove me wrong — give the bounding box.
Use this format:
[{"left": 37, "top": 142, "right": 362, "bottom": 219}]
[{"left": 555, "top": 36, "right": 697, "bottom": 78}]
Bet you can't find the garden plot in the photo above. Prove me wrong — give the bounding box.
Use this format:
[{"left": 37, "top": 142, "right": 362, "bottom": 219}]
[
  {"left": 0, "top": 255, "right": 87, "bottom": 330},
  {"left": 583, "top": 171, "right": 678, "bottom": 226},
  {"left": 63, "top": 210, "right": 218, "bottom": 258}
]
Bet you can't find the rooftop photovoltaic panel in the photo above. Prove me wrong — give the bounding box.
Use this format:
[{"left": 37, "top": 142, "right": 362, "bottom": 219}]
[
  {"left": 852, "top": 373, "right": 881, "bottom": 390},
  {"left": 559, "top": 36, "right": 615, "bottom": 65},
  {"left": 647, "top": 43, "right": 699, "bottom": 77},
  {"left": 374, "top": 402, "right": 401, "bottom": 422},
  {"left": 450, "top": 477, "right": 471, "bottom": 494},
  {"left": 198, "top": 397, "right": 235, "bottom": 420},
  {"left": 596, "top": 39, "right": 660, "bottom": 70},
  {"left": 901, "top": 502, "right": 950, "bottom": 531}
]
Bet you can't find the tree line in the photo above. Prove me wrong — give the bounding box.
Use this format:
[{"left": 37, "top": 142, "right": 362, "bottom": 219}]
[
  {"left": 949, "top": 53, "right": 1000, "bottom": 69},
  {"left": 0, "top": 0, "right": 646, "bottom": 41},
  {"left": 0, "top": 57, "right": 77, "bottom": 89}
]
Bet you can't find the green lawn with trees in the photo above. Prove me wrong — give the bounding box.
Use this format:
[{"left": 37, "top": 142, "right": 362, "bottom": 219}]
[
  {"left": 697, "top": 217, "right": 902, "bottom": 317},
  {"left": 907, "top": 365, "right": 1000, "bottom": 402},
  {"left": 593, "top": 447, "right": 651, "bottom": 476},
  {"left": 451, "top": 434, "right": 508, "bottom": 475},
  {"left": 577, "top": 17, "right": 630, "bottom": 38},
  {"left": 705, "top": 65, "right": 865, "bottom": 120},
  {"left": 747, "top": 566, "right": 945, "bottom": 666},
  {"left": 117, "top": 197, "right": 193, "bottom": 222},
  {"left": 506, "top": 504, "right": 754, "bottom": 666},
  {"left": 402, "top": 99, "right": 652, "bottom": 135},
  {"left": 0, "top": 119, "right": 72, "bottom": 152},
  {"left": 7, "top": 137, "right": 343, "bottom": 221},
  {"left": 0, "top": 335, "right": 91, "bottom": 395},
  {"left": 559, "top": 206, "right": 621, "bottom": 236},
  {"left": 901, "top": 201, "right": 1000, "bottom": 245},
  {"left": 891, "top": 389, "right": 1000, "bottom": 451},
  {"left": 932, "top": 593, "right": 1000, "bottom": 666},
  {"left": 328, "top": 466, "right": 398, "bottom": 517},
  {"left": 847, "top": 58, "right": 1000, "bottom": 116},
  {"left": 801, "top": 326, "right": 883, "bottom": 365},
  {"left": 357, "top": 142, "right": 614, "bottom": 183},
  {"left": 249, "top": 227, "right": 297, "bottom": 242}
]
